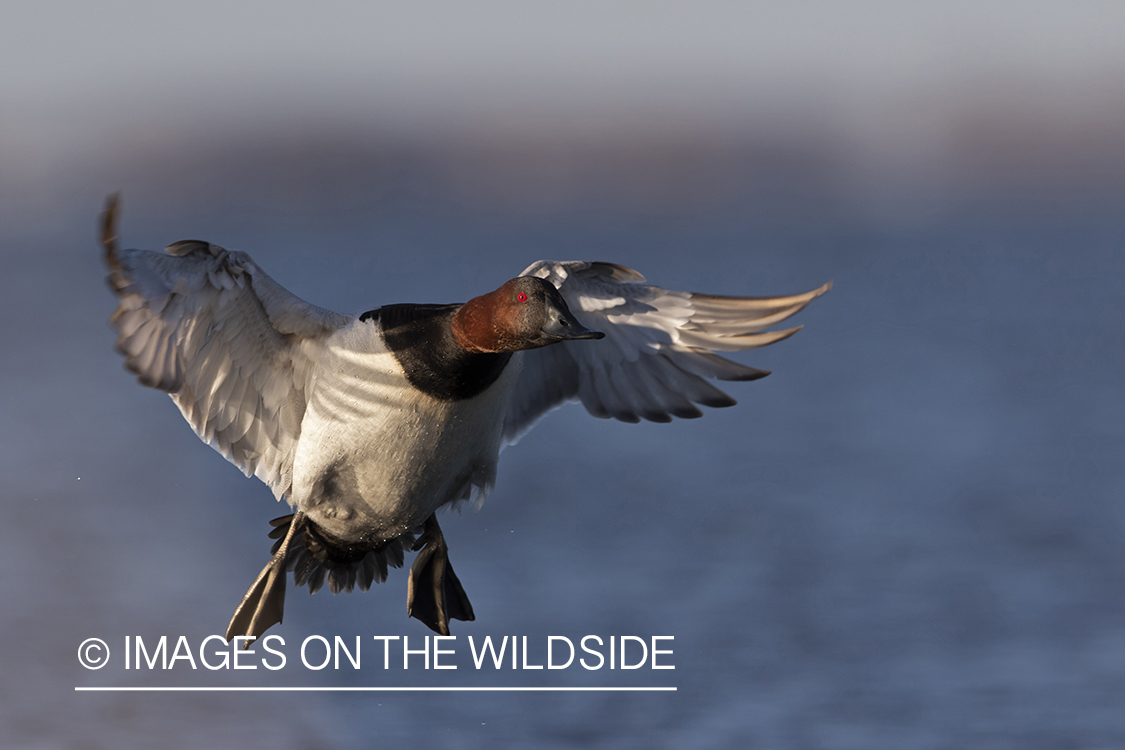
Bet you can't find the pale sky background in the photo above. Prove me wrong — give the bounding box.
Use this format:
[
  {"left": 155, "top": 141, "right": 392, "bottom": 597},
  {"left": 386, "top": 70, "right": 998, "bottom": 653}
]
[
  {"left": 3, "top": 1, "right": 1123, "bottom": 228},
  {"left": 4, "top": 1, "right": 1123, "bottom": 149}
]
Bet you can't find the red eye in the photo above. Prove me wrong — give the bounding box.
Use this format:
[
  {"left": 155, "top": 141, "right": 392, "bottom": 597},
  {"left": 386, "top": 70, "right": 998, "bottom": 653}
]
[{"left": 517, "top": 292, "right": 528, "bottom": 302}]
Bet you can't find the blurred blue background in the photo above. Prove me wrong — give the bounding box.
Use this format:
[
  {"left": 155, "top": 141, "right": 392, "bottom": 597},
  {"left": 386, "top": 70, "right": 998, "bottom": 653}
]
[{"left": 2, "top": 2, "right": 1124, "bottom": 748}]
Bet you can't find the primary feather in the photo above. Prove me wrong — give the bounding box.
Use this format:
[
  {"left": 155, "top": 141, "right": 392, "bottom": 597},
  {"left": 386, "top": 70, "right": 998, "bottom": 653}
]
[{"left": 503, "top": 260, "right": 831, "bottom": 441}]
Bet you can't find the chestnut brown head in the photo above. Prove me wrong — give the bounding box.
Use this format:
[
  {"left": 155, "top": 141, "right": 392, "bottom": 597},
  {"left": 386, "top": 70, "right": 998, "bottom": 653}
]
[{"left": 451, "top": 276, "right": 604, "bottom": 353}]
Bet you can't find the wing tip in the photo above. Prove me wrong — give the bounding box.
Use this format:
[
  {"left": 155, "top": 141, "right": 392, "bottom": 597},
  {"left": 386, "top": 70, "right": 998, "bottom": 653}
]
[
  {"left": 698, "top": 394, "right": 737, "bottom": 409},
  {"left": 765, "top": 324, "right": 803, "bottom": 345},
  {"left": 731, "top": 368, "right": 771, "bottom": 382},
  {"left": 101, "top": 192, "right": 122, "bottom": 269},
  {"left": 691, "top": 279, "right": 833, "bottom": 309}
]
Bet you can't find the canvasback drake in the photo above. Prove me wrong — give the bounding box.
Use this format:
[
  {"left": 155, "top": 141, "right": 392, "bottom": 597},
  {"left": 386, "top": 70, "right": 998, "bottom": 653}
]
[{"left": 100, "top": 195, "right": 830, "bottom": 641}]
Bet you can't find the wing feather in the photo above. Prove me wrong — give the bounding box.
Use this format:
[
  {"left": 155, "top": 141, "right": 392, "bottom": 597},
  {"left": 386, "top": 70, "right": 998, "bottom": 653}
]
[
  {"left": 502, "top": 260, "right": 829, "bottom": 443},
  {"left": 103, "top": 199, "right": 349, "bottom": 499}
]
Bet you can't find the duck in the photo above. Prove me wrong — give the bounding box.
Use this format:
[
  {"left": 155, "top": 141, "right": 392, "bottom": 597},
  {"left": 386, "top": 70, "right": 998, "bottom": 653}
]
[{"left": 99, "top": 194, "right": 830, "bottom": 643}]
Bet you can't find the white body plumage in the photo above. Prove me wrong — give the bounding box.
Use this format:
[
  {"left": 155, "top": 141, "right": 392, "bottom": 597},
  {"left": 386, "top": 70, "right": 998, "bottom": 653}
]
[{"left": 291, "top": 318, "right": 517, "bottom": 544}]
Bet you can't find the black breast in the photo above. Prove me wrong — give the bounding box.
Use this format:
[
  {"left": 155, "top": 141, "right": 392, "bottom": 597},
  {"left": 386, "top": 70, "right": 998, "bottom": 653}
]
[{"left": 359, "top": 304, "right": 512, "bottom": 401}]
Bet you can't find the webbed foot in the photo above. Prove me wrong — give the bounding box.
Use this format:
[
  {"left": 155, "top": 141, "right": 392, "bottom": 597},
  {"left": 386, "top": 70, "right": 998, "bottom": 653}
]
[
  {"left": 407, "top": 515, "right": 475, "bottom": 635},
  {"left": 226, "top": 512, "right": 305, "bottom": 647}
]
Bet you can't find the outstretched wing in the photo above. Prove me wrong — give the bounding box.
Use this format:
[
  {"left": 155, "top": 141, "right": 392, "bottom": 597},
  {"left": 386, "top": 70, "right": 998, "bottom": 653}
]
[
  {"left": 502, "top": 260, "right": 830, "bottom": 443},
  {"left": 101, "top": 196, "right": 351, "bottom": 500}
]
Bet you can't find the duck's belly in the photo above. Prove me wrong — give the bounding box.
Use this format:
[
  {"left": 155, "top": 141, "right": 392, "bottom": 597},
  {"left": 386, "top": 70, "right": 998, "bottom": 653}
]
[{"left": 290, "top": 328, "right": 514, "bottom": 544}]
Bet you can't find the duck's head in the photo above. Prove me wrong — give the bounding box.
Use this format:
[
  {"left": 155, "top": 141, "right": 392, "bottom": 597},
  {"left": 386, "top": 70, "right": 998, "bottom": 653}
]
[{"left": 451, "top": 276, "right": 604, "bottom": 353}]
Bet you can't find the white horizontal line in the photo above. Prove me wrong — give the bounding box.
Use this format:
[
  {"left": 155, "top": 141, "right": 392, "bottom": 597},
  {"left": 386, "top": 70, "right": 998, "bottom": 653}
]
[{"left": 76, "top": 686, "right": 676, "bottom": 692}]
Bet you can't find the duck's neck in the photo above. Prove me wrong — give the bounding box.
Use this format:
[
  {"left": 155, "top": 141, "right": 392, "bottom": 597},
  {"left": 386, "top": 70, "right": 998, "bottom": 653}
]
[
  {"left": 367, "top": 303, "right": 512, "bottom": 401},
  {"left": 450, "top": 290, "right": 511, "bottom": 353}
]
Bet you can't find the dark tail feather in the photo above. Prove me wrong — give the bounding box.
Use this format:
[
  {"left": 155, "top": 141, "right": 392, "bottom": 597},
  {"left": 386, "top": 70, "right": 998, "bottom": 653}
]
[{"left": 226, "top": 512, "right": 305, "bottom": 646}]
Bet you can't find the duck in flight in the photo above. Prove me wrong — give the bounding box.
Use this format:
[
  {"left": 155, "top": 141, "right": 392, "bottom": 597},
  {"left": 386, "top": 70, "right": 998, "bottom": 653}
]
[{"left": 100, "top": 194, "right": 830, "bottom": 642}]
